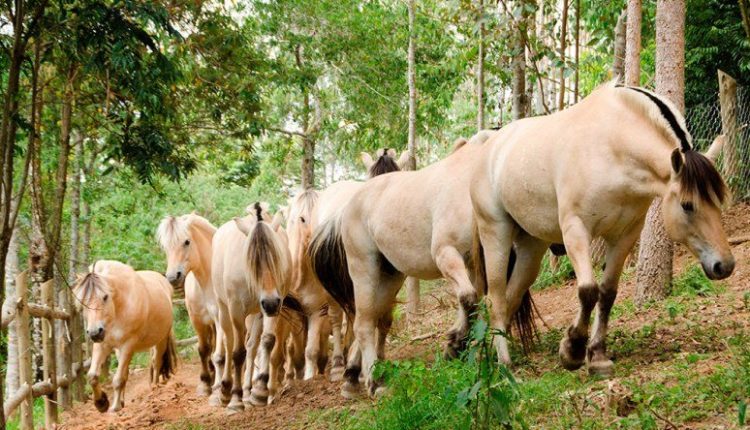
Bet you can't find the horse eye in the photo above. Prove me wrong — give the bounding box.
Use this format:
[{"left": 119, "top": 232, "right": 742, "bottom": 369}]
[
  {"left": 103, "top": 294, "right": 109, "bottom": 302},
  {"left": 300, "top": 217, "right": 306, "bottom": 224},
  {"left": 681, "top": 202, "right": 694, "bottom": 213},
  {"left": 184, "top": 239, "right": 191, "bottom": 246}
]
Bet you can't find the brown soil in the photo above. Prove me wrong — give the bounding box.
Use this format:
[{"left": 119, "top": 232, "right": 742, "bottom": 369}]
[{"left": 60, "top": 205, "right": 750, "bottom": 429}]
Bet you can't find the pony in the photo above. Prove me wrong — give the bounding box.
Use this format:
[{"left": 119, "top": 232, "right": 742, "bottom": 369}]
[
  {"left": 470, "top": 82, "right": 734, "bottom": 376},
  {"left": 211, "top": 203, "right": 301, "bottom": 411},
  {"left": 157, "top": 213, "right": 220, "bottom": 397},
  {"left": 308, "top": 132, "right": 508, "bottom": 398},
  {"left": 74, "top": 260, "right": 177, "bottom": 413},
  {"left": 285, "top": 148, "right": 408, "bottom": 382}
]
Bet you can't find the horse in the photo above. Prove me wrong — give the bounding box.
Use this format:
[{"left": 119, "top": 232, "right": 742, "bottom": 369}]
[
  {"left": 157, "top": 213, "right": 221, "bottom": 397},
  {"left": 212, "top": 203, "right": 301, "bottom": 411},
  {"left": 285, "top": 149, "right": 408, "bottom": 382},
  {"left": 469, "top": 82, "right": 734, "bottom": 376},
  {"left": 308, "top": 132, "right": 509, "bottom": 398},
  {"left": 74, "top": 260, "right": 177, "bottom": 413}
]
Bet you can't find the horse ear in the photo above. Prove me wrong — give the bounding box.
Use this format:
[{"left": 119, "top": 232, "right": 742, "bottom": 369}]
[
  {"left": 234, "top": 217, "right": 251, "bottom": 236},
  {"left": 376, "top": 148, "right": 385, "bottom": 157},
  {"left": 271, "top": 212, "right": 284, "bottom": 231},
  {"left": 360, "top": 152, "right": 374, "bottom": 169},
  {"left": 386, "top": 148, "right": 397, "bottom": 159},
  {"left": 671, "top": 148, "right": 684, "bottom": 175},
  {"left": 704, "top": 135, "right": 725, "bottom": 163},
  {"left": 397, "top": 151, "right": 411, "bottom": 170}
]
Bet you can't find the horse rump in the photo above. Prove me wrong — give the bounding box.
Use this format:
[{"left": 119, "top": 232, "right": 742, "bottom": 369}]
[
  {"left": 307, "top": 215, "right": 355, "bottom": 317},
  {"left": 470, "top": 222, "right": 539, "bottom": 354}
]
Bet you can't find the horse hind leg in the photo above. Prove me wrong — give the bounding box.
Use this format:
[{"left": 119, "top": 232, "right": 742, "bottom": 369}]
[
  {"left": 587, "top": 225, "right": 642, "bottom": 377},
  {"left": 558, "top": 216, "right": 597, "bottom": 371},
  {"left": 328, "top": 302, "right": 346, "bottom": 381},
  {"left": 243, "top": 313, "right": 262, "bottom": 405},
  {"left": 304, "top": 311, "right": 326, "bottom": 379},
  {"left": 435, "top": 246, "right": 478, "bottom": 359}
]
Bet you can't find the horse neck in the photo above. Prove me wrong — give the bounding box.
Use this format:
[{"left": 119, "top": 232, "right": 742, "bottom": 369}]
[{"left": 189, "top": 223, "right": 215, "bottom": 287}]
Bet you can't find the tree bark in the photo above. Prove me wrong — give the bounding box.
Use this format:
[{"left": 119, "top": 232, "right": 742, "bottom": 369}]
[
  {"left": 740, "top": 0, "right": 750, "bottom": 43},
  {"left": 296, "top": 45, "right": 316, "bottom": 190},
  {"left": 574, "top": 0, "right": 581, "bottom": 102},
  {"left": 718, "top": 70, "right": 739, "bottom": 203},
  {"left": 558, "top": 0, "right": 570, "bottom": 111},
  {"left": 612, "top": 10, "right": 627, "bottom": 82},
  {"left": 4, "top": 228, "right": 19, "bottom": 404},
  {"left": 476, "top": 0, "right": 485, "bottom": 130},
  {"left": 406, "top": 0, "right": 421, "bottom": 321},
  {"left": 511, "top": 1, "right": 529, "bottom": 120},
  {"left": 635, "top": 0, "right": 685, "bottom": 306},
  {"left": 625, "top": 0, "right": 642, "bottom": 86}
]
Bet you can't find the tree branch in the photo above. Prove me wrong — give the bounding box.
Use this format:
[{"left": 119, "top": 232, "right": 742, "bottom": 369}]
[{"left": 266, "top": 127, "right": 307, "bottom": 138}]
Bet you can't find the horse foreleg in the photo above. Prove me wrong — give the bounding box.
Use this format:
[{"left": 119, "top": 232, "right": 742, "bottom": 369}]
[
  {"left": 226, "top": 308, "right": 247, "bottom": 412},
  {"left": 475, "top": 216, "right": 518, "bottom": 364},
  {"left": 587, "top": 224, "right": 642, "bottom": 376},
  {"left": 328, "top": 302, "right": 346, "bottom": 381},
  {"left": 268, "top": 317, "right": 291, "bottom": 404},
  {"left": 209, "top": 302, "right": 233, "bottom": 407},
  {"left": 87, "top": 343, "right": 113, "bottom": 413},
  {"left": 194, "top": 318, "right": 214, "bottom": 396},
  {"left": 249, "top": 314, "right": 279, "bottom": 406},
  {"left": 435, "top": 246, "right": 478, "bottom": 359},
  {"left": 243, "top": 313, "right": 262, "bottom": 404},
  {"left": 304, "top": 311, "right": 325, "bottom": 379},
  {"left": 558, "top": 216, "right": 597, "bottom": 371},
  {"left": 285, "top": 318, "right": 306, "bottom": 380},
  {"left": 110, "top": 347, "right": 134, "bottom": 412}
]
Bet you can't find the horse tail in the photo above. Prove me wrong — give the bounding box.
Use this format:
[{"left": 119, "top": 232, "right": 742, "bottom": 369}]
[
  {"left": 159, "top": 331, "right": 178, "bottom": 381},
  {"left": 245, "top": 217, "right": 285, "bottom": 294},
  {"left": 470, "top": 221, "right": 538, "bottom": 353},
  {"left": 308, "top": 213, "right": 355, "bottom": 317}
]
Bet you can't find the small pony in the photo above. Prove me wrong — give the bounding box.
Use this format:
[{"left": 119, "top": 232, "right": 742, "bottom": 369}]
[{"left": 75, "top": 260, "right": 176, "bottom": 413}]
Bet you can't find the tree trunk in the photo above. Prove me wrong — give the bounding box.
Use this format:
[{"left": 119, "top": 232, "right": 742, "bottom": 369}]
[
  {"left": 573, "top": 0, "right": 581, "bottom": 103},
  {"left": 625, "top": 0, "right": 642, "bottom": 86},
  {"left": 612, "top": 10, "right": 627, "bottom": 82},
  {"left": 635, "top": 0, "right": 685, "bottom": 306},
  {"left": 718, "top": 70, "right": 740, "bottom": 203},
  {"left": 476, "top": 0, "right": 485, "bottom": 130},
  {"left": 405, "top": 0, "right": 421, "bottom": 321},
  {"left": 511, "top": 2, "right": 529, "bottom": 120},
  {"left": 4, "top": 228, "right": 19, "bottom": 403},
  {"left": 739, "top": 0, "right": 750, "bottom": 43},
  {"left": 558, "top": 0, "right": 570, "bottom": 111}
]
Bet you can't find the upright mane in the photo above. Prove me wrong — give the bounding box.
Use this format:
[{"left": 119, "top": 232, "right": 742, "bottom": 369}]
[
  {"left": 246, "top": 203, "right": 289, "bottom": 296},
  {"left": 368, "top": 149, "right": 401, "bottom": 178},
  {"left": 616, "top": 84, "right": 727, "bottom": 206},
  {"left": 157, "top": 213, "right": 215, "bottom": 250},
  {"left": 289, "top": 189, "right": 319, "bottom": 225}
]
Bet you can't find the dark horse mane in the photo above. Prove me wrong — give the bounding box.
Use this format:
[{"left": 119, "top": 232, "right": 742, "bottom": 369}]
[
  {"left": 618, "top": 85, "right": 727, "bottom": 207},
  {"left": 76, "top": 263, "right": 108, "bottom": 304},
  {"left": 368, "top": 149, "right": 401, "bottom": 178}
]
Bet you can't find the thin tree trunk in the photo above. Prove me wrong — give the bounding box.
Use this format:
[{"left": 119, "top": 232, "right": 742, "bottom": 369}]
[
  {"left": 635, "top": 0, "right": 685, "bottom": 306},
  {"left": 558, "top": 0, "right": 570, "bottom": 111},
  {"left": 406, "top": 0, "right": 421, "bottom": 321},
  {"left": 476, "top": 0, "right": 485, "bottom": 130},
  {"left": 625, "top": 0, "right": 642, "bottom": 86},
  {"left": 511, "top": 1, "right": 529, "bottom": 120},
  {"left": 295, "top": 45, "right": 315, "bottom": 190},
  {"left": 574, "top": 0, "right": 581, "bottom": 102},
  {"left": 525, "top": 6, "right": 536, "bottom": 117},
  {"left": 4, "top": 228, "right": 19, "bottom": 402},
  {"left": 739, "top": 0, "right": 750, "bottom": 43},
  {"left": 612, "top": 10, "right": 627, "bottom": 82}
]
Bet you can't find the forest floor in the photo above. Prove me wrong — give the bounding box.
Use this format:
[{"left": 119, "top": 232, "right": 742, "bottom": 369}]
[{"left": 59, "top": 203, "right": 750, "bottom": 429}]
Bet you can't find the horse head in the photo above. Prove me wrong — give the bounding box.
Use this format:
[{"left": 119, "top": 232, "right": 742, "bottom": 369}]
[{"left": 74, "top": 267, "right": 115, "bottom": 343}]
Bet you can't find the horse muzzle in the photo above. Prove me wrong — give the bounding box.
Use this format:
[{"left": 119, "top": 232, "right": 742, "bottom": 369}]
[
  {"left": 701, "top": 256, "right": 735, "bottom": 280},
  {"left": 261, "top": 297, "right": 281, "bottom": 316},
  {"left": 88, "top": 327, "right": 105, "bottom": 343},
  {"left": 166, "top": 271, "right": 185, "bottom": 288}
]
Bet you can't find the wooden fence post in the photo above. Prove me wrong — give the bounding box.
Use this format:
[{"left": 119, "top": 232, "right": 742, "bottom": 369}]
[
  {"left": 41, "top": 279, "right": 57, "bottom": 428},
  {"left": 71, "top": 301, "right": 85, "bottom": 401},
  {"left": 56, "top": 285, "right": 73, "bottom": 409},
  {"left": 15, "top": 271, "right": 33, "bottom": 430},
  {"left": 718, "top": 69, "right": 739, "bottom": 203}
]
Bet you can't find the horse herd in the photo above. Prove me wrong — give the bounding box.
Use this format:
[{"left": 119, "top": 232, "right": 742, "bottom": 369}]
[{"left": 74, "top": 82, "right": 736, "bottom": 414}]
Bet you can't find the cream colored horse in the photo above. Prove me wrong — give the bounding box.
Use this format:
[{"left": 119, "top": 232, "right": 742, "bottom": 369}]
[
  {"left": 212, "top": 203, "right": 299, "bottom": 411},
  {"left": 309, "top": 133, "right": 506, "bottom": 398},
  {"left": 157, "top": 214, "right": 221, "bottom": 397},
  {"left": 470, "top": 83, "right": 734, "bottom": 376},
  {"left": 75, "top": 260, "right": 177, "bottom": 413},
  {"left": 285, "top": 149, "right": 408, "bottom": 382}
]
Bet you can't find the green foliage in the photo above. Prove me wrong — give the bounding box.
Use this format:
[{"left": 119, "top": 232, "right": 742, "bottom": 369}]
[
  {"left": 532, "top": 254, "right": 575, "bottom": 291},
  {"left": 671, "top": 264, "right": 721, "bottom": 297}
]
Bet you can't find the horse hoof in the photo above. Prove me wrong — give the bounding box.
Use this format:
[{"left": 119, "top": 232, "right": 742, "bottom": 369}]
[
  {"left": 341, "top": 381, "right": 361, "bottom": 400},
  {"left": 588, "top": 359, "right": 614, "bottom": 377},
  {"left": 95, "top": 393, "right": 110, "bottom": 413},
  {"left": 208, "top": 392, "right": 224, "bottom": 407},
  {"left": 559, "top": 335, "right": 586, "bottom": 371},
  {"left": 197, "top": 384, "right": 212, "bottom": 397},
  {"left": 330, "top": 367, "right": 345, "bottom": 382},
  {"left": 248, "top": 393, "right": 268, "bottom": 407},
  {"left": 227, "top": 399, "right": 244, "bottom": 413},
  {"left": 372, "top": 385, "right": 389, "bottom": 398}
]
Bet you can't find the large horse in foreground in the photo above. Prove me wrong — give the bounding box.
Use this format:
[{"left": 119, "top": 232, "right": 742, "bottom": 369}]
[
  {"left": 75, "top": 260, "right": 177, "bottom": 412},
  {"left": 470, "top": 83, "right": 734, "bottom": 376}
]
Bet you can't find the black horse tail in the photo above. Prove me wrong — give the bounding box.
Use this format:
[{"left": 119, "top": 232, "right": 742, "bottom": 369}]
[
  {"left": 470, "top": 222, "right": 538, "bottom": 353},
  {"left": 308, "top": 213, "right": 355, "bottom": 317}
]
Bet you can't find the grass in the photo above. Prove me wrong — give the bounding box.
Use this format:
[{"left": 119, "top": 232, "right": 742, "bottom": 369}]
[
  {"left": 6, "top": 397, "right": 44, "bottom": 430},
  {"left": 532, "top": 254, "right": 575, "bottom": 291},
  {"left": 671, "top": 264, "right": 724, "bottom": 297}
]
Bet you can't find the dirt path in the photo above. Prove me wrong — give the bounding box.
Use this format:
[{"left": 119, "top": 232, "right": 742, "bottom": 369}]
[{"left": 61, "top": 204, "right": 750, "bottom": 429}]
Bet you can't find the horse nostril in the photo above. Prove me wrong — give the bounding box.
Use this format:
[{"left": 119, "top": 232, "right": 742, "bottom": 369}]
[
  {"left": 261, "top": 298, "right": 281, "bottom": 315},
  {"left": 176, "top": 271, "right": 183, "bottom": 279},
  {"left": 713, "top": 261, "right": 723, "bottom": 276}
]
